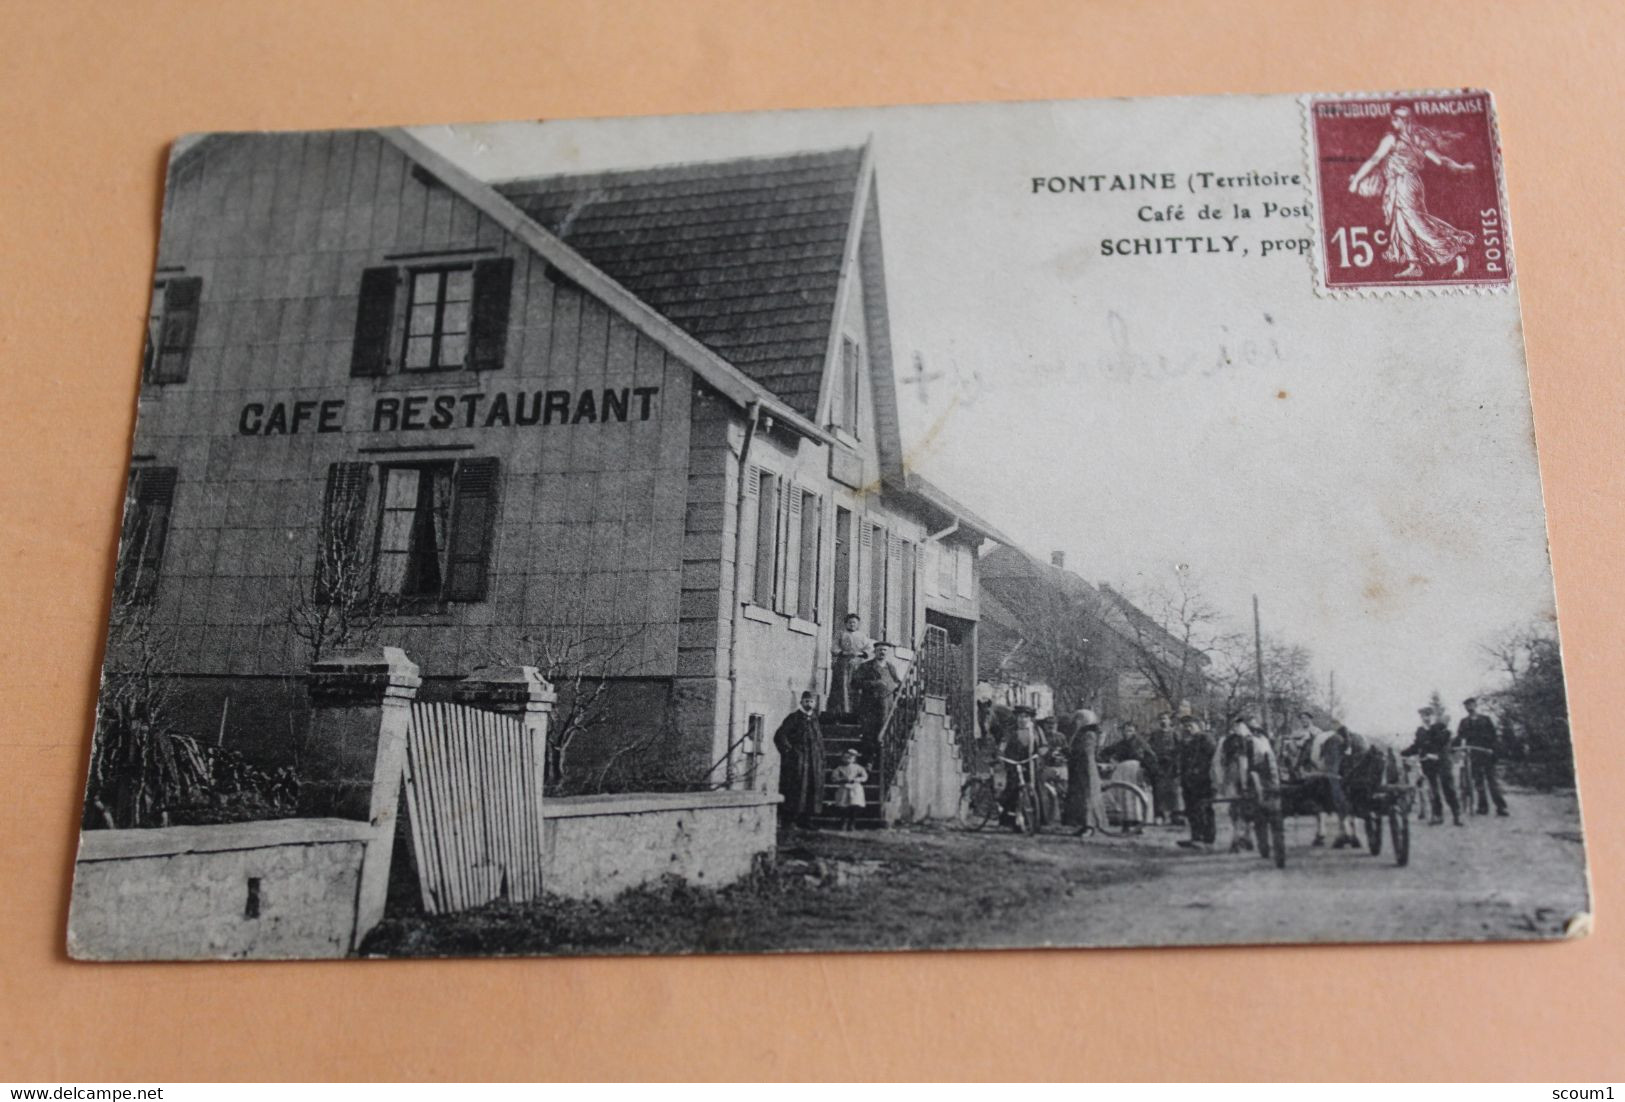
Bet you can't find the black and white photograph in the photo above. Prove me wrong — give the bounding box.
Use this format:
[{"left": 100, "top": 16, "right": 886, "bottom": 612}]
[{"left": 68, "top": 91, "right": 1590, "bottom": 961}]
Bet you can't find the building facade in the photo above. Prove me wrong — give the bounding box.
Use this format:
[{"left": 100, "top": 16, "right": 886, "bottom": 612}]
[{"left": 110, "top": 127, "right": 997, "bottom": 790}]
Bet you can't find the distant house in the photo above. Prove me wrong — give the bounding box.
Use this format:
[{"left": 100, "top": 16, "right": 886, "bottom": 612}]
[{"left": 978, "top": 547, "right": 1210, "bottom": 729}]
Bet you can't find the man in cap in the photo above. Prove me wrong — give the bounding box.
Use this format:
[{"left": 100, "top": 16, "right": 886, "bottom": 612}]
[
  {"left": 1175, "top": 712, "right": 1217, "bottom": 847},
  {"left": 1401, "top": 705, "right": 1462, "bottom": 825},
  {"left": 1458, "top": 697, "right": 1510, "bottom": 817},
  {"left": 851, "top": 640, "right": 903, "bottom": 759}
]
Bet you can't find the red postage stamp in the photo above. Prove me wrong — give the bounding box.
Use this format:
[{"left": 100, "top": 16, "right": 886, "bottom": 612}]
[{"left": 1306, "top": 90, "right": 1512, "bottom": 292}]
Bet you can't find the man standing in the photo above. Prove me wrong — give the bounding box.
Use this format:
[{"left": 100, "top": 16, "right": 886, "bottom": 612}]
[
  {"left": 1458, "top": 696, "right": 1510, "bottom": 817},
  {"left": 1281, "top": 710, "right": 1324, "bottom": 781},
  {"left": 828, "top": 612, "right": 872, "bottom": 716},
  {"left": 852, "top": 640, "right": 903, "bottom": 757},
  {"left": 1175, "top": 713, "right": 1217, "bottom": 848},
  {"left": 1402, "top": 705, "right": 1462, "bottom": 826},
  {"left": 1213, "top": 715, "right": 1280, "bottom": 854},
  {"left": 1146, "top": 712, "right": 1184, "bottom": 825},
  {"left": 773, "top": 691, "right": 826, "bottom": 829}
]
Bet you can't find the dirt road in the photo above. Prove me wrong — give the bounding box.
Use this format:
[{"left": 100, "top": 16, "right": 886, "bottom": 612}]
[
  {"left": 366, "top": 787, "right": 1590, "bottom": 957},
  {"left": 953, "top": 785, "right": 1591, "bottom": 949}
]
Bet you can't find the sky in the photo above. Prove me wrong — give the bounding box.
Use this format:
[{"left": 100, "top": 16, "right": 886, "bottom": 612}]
[{"left": 412, "top": 94, "right": 1560, "bottom": 736}]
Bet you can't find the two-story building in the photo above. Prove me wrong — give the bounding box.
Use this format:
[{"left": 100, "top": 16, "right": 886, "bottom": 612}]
[{"left": 112, "top": 126, "right": 1000, "bottom": 795}]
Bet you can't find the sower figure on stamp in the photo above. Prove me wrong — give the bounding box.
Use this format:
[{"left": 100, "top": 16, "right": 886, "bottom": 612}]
[
  {"left": 773, "top": 691, "right": 826, "bottom": 829},
  {"left": 851, "top": 640, "right": 902, "bottom": 761},
  {"left": 1459, "top": 696, "right": 1510, "bottom": 817},
  {"left": 828, "top": 612, "right": 872, "bottom": 716},
  {"left": 1175, "top": 713, "right": 1218, "bottom": 848},
  {"left": 1347, "top": 104, "right": 1478, "bottom": 279},
  {"left": 1402, "top": 704, "right": 1463, "bottom": 826}
]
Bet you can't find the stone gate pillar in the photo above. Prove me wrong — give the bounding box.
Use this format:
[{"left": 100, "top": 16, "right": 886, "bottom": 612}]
[{"left": 298, "top": 645, "right": 422, "bottom": 947}]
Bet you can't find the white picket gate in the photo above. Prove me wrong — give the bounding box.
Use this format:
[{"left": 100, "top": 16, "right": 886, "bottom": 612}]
[{"left": 403, "top": 701, "right": 546, "bottom": 914}]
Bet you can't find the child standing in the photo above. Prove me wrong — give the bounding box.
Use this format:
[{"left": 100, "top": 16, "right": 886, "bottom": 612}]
[{"left": 831, "top": 748, "right": 868, "bottom": 831}]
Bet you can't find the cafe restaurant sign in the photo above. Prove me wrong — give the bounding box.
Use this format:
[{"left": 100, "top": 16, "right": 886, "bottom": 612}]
[{"left": 236, "top": 385, "right": 661, "bottom": 436}]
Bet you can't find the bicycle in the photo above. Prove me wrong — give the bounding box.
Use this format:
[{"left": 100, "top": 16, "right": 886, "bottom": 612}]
[{"left": 961, "top": 752, "right": 1044, "bottom": 834}]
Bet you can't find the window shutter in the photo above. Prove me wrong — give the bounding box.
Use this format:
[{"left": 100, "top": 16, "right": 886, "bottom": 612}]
[
  {"left": 752, "top": 471, "right": 778, "bottom": 607},
  {"left": 886, "top": 532, "right": 902, "bottom": 641},
  {"left": 317, "top": 462, "right": 371, "bottom": 604},
  {"left": 782, "top": 488, "right": 803, "bottom": 616},
  {"left": 798, "top": 492, "right": 822, "bottom": 621},
  {"left": 350, "top": 266, "right": 398, "bottom": 377},
  {"left": 155, "top": 277, "right": 201, "bottom": 383},
  {"left": 469, "top": 257, "right": 514, "bottom": 371},
  {"left": 957, "top": 544, "right": 974, "bottom": 598},
  {"left": 900, "top": 541, "right": 917, "bottom": 647},
  {"left": 445, "top": 458, "right": 499, "bottom": 601}
]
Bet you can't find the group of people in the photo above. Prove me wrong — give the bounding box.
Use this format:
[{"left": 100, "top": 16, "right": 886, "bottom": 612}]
[
  {"left": 1400, "top": 696, "right": 1511, "bottom": 825},
  {"left": 771, "top": 690, "right": 871, "bottom": 831},
  {"left": 770, "top": 613, "right": 907, "bottom": 832}
]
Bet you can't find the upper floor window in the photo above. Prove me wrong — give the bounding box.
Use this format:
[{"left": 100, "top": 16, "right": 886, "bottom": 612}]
[
  {"left": 404, "top": 267, "right": 473, "bottom": 371},
  {"left": 143, "top": 276, "right": 201, "bottom": 385},
  {"left": 350, "top": 257, "right": 513, "bottom": 377},
  {"left": 746, "top": 468, "right": 824, "bottom": 622},
  {"left": 115, "top": 466, "right": 177, "bottom": 602}
]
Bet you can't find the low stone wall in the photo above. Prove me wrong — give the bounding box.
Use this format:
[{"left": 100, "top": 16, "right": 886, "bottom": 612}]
[
  {"left": 68, "top": 818, "right": 381, "bottom": 960},
  {"left": 542, "top": 790, "right": 780, "bottom": 900}
]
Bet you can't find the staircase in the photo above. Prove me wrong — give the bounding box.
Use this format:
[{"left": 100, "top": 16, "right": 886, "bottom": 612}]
[{"left": 806, "top": 716, "right": 884, "bottom": 829}]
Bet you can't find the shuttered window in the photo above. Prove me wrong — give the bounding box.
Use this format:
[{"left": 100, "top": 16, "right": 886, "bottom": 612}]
[
  {"left": 371, "top": 458, "right": 499, "bottom": 602},
  {"left": 143, "top": 277, "right": 201, "bottom": 384},
  {"left": 316, "top": 463, "right": 372, "bottom": 604},
  {"left": 351, "top": 259, "right": 513, "bottom": 377},
  {"left": 115, "top": 467, "right": 177, "bottom": 602},
  {"left": 839, "top": 336, "right": 862, "bottom": 436},
  {"left": 780, "top": 489, "right": 802, "bottom": 615}
]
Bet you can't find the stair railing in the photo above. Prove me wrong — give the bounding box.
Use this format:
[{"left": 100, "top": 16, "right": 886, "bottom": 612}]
[{"left": 877, "top": 658, "right": 926, "bottom": 805}]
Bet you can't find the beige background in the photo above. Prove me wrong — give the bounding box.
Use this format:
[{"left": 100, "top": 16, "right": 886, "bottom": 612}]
[{"left": 2, "top": 0, "right": 1621, "bottom": 1081}]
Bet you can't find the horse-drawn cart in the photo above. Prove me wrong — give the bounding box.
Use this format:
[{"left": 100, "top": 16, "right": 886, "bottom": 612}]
[{"left": 1215, "top": 745, "right": 1414, "bottom": 868}]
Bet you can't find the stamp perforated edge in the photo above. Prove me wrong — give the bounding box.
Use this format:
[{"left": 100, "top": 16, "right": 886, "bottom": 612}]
[{"left": 1300, "top": 87, "right": 1516, "bottom": 299}]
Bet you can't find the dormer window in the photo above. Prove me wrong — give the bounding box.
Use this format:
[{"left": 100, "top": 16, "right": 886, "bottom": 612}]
[{"left": 837, "top": 335, "right": 862, "bottom": 437}]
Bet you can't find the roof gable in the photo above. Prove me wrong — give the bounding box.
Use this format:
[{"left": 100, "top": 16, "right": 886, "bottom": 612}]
[{"left": 495, "top": 147, "right": 867, "bottom": 420}]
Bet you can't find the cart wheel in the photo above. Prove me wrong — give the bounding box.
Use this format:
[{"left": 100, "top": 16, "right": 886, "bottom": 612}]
[
  {"left": 1366, "top": 812, "right": 1384, "bottom": 856},
  {"left": 964, "top": 778, "right": 1000, "bottom": 831},
  {"left": 1270, "top": 810, "right": 1287, "bottom": 868},
  {"left": 1019, "top": 784, "right": 1042, "bottom": 836},
  {"left": 1100, "top": 781, "right": 1150, "bottom": 836},
  {"left": 1390, "top": 809, "right": 1411, "bottom": 867}
]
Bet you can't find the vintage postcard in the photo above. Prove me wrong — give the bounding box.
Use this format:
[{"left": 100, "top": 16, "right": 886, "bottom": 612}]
[{"left": 69, "top": 90, "right": 1589, "bottom": 960}]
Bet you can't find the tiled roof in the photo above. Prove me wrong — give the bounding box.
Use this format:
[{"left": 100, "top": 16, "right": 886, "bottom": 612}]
[{"left": 496, "top": 147, "right": 866, "bottom": 419}]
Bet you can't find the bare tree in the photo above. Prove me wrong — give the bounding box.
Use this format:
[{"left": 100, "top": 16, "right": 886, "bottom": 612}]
[
  {"left": 1102, "top": 571, "right": 1222, "bottom": 716},
  {"left": 481, "top": 624, "right": 647, "bottom": 792},
  {"left": 285, "top": 484, "right": 388, "bottom": 663},
  {"left": 995, "top": 584, "right": 1113, "bottom": 714},
  {"left": 1479, "top": 619, "right": 1570, "bottom": 782}
]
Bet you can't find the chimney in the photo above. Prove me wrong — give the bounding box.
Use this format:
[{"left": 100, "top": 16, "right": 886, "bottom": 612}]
[{"left": 1051, "top": 550, "right": 1066, "bottom": 570}]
